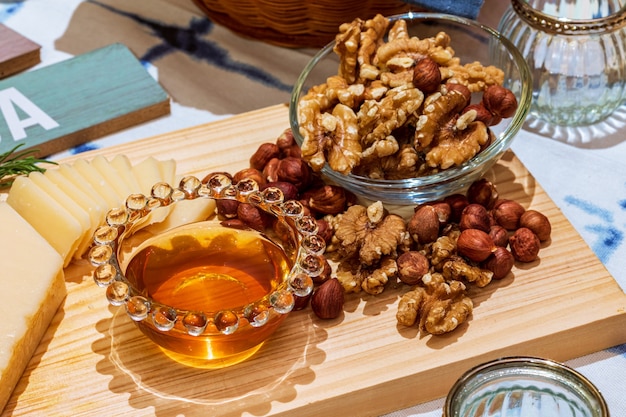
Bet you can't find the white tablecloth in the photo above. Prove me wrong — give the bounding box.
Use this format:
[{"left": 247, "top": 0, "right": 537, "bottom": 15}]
[{"left": 2, "top": 0, "right": 625, "bottom": 415}]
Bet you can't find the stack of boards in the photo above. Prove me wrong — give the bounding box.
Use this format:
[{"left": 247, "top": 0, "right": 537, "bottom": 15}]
[{"left": 0, "top": 155, "right": 219, "bottom": 411}]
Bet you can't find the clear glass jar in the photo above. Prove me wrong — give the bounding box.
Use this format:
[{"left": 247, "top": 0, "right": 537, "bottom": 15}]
[
  {"left": 498, "top": 0, "right": 626, "bottom": 126},
  {"left": 444, "top": 356, "right": 609, "bottom": 417}
]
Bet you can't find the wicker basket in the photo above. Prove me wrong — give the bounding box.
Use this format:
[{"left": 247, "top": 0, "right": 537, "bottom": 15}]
[{"left": 191, "top": 0, "right": 416, "bottom": 48}]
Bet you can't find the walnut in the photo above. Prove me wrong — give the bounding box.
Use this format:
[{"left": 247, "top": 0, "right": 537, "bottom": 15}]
[
  {"left": 441, "top": 256, "right": 493, "bottom": 288},
  {"left": 333, "top": 201, "right": 406, "bottom": 266},
  {"left": 430, "top": 231, "right": 459, "bottom": 270},
  {"left": 440, "top": 61, "right": 505, "bottom": 93},
  {"left": 361, "top": 256, "right": 398, "bottom": 295},
  {"left": 297, "top": 14, "right": 514, "bottom": 180},
  {"left": 335, "top": 257, "right": 364, "bottom": 293},
  {"left": 396, "top": 272, "right": 473, "bottom": 335}
]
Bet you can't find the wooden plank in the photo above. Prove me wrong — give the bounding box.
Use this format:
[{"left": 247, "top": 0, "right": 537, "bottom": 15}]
[
  {"left": 2, "top": 104, "right": 626, "bottom": 417},
  {"left": 0, "top": 43, "right": 170, "bottom": 157},
  {"left": 0, "top": 25, "right": 41, "bottom": 79}
]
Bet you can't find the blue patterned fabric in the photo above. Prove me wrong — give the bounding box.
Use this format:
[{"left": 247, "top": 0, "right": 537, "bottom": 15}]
[{"left": 404, "top": 0, "right": 484, "bottom": 19}]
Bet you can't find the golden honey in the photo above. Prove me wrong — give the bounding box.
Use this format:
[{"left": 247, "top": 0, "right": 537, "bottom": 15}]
[{"left": 123, "top": 223, "right": 293, "bottom": 367}]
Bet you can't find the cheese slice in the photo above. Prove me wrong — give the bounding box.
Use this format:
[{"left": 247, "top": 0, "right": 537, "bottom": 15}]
[
  {"left": 6, "top": 176, "right": 83, "bottom": 266},
  {"left": 109, "top": 155, "right": 142, "bottom": 194},
  {"left": 158, "top": 158, "right": 177, "bottom": 187},
  {"left": 132, "top": 157, "right": 164, "bottom": 196},
  {"left": 71, "top": 159, "right": 122, "bottom": 209},
  {"left": 27, "top": 172, "right": 93, "bottom": 260},
  {"left": 56, "top": 163, "right": 109, "bottom": 213},
  {"left": 42, "top": 169, "right": 105, "bottom": 259},
  {"left": 0, "top": 203, "right": 66, "bottom": 411},
  {"left": 90, "top": 156, "right": 134, "bottom": 202}
]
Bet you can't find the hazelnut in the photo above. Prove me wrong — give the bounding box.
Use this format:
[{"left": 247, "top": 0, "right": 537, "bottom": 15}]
[
  {"left": 233, "top": 167, "right": 266, "bottom": 187},
  {"left": 482, "top": 84, "right": 518, "bottom": 118},
  {"left": 275, "top": 128, "right": 296, "bottom": 150},
  {"left": 446, "top": 83, "right": 472, "bottom": 107},
  {"left": 219, "top": 218, "right": 247, "bottom": 229},
  {"left": 311, "top": 278, "right": 344, "bottom": 319},
  {"left": 463, "top": 103, "right": 494, "bottom": 126},
  {"left": 293, "top": 293, "right": 311, "bottom": 311},
  {"left": 262, "top": 181, "right": 299, "bottom": 201},
  {"left": 316, "top": 218, "right": 333, "bottom": 245},
  {"left": 412, "top": 57, "right": 441, "bottom": 94},
  {"left": 519, "top": 210, "right": 551, "bottom": 241},
  {"left": 397, "top": 251, "right": 430, "bottom": 285},
  {"left": 249, "top": 142, "right": 280, "bottom": 171},
  {"left": 457, "top": 228, "right": 496, "bottom": 262},
  {"left": 262, "top": 157, "right": 280, "bottom": 183},
  {"left": 237, "top": 203, "right": 273, "bottom": 231},
  {"left": 488, "top": 224, "right": 509, "bottom": 247},
  {"left": 276, "top": 157, "right": 312, "bottom": 190},
  {"left": 408, "top": 205, "right": 440, "bottom": 244},
  {"left": 216, "top": 199, "right": 240, "bottom": 219},
  {"left": 428, "top": 201, "right": 452, "bottom": 225},
  {"left": 493, "top": 199, "right": 525, "bottom": 230},
  {"left": 482, "top": 247, "right": 515, "bottom": 279},
  {"left": 301, "top": 185, "right": 348, "bottom": 215},
  {"left": 444, "top": 193, "right": 469, "bottom": 223},
  {"left": 509, "top": 227, "right": 541, "bottom": 262},
  {"left": 466, "top": 178, "right": 499, "bottom": 209},
  {"left": 313, "top": 259, "right": 332, "bottom": 285},
  {"left": 459, "top": 204, "right": 491, "bottom": 232}
]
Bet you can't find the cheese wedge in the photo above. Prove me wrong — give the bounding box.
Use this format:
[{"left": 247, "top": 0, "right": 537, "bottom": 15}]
[
  {"left": 0, "top": 203, "right": 66, "bottom": 411},
  {"left": 27, "top": 172, "right": 93, "bottom": 260},
  {"left": 6, "top": 176, "right": 83, "bottom": 266},
  {"left": 42, "top": 169, "right": 105, "bottom": 259}
]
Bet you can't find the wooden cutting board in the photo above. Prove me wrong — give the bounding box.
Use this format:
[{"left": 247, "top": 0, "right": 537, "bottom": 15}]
[{"left": 3, "top": 104, "right": 626, "bottom": 417}]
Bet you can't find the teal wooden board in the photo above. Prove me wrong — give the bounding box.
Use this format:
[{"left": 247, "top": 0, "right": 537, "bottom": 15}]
[{"left": 0, "top": 43, "right": 170, "bottom": 157}]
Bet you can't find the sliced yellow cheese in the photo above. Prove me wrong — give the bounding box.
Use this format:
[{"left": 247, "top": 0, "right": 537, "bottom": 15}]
[
  {"left": 132, "top": 157, "right": 163, "bottom": 196},
  {"left": 109, "top": 155, "right": 142, "bottom": 194},
  {"left": 42, "top": 169, "right": 105, "bottom": 259},
  {"left": 71, "top": 159, "right": 122, "bottom": 209},
  {"left": 0, "top": 203, "right": 66, "bottom": 412},
  {"left": 158, "top": 158, "right": 177, "bottom": 187},
  {"left": 90, "top": 156, "right": 134, "bottom": 202},
  {"left": 144, "top": 198, "right": 217, "bottom": 235},
  {"left": 56, "top": 163, "right": 110, "bottom": 213},
  {"left": 27, "top": 172, "right": 93, "bottom": 260},
  {"left": 6, "top": 176, "right": 83, "bottom": 267}
]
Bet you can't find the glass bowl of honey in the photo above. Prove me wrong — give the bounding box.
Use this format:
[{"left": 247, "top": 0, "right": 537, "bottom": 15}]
[{"left": 88, "top": 174, "right": 325, "bottom": 368}]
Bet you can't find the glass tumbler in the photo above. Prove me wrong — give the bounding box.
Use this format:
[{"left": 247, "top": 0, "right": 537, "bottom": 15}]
[
  {"left": 498, "top": 0, "right": 626, "bottom": 126},
  {"left": 444, "top": 356, "right": 609, "bottom": 417}
]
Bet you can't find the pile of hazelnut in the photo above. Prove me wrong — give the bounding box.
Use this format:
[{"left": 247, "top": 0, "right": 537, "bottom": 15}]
[{"left": 209, "top": 129, "right": 551, "bottom": 335}]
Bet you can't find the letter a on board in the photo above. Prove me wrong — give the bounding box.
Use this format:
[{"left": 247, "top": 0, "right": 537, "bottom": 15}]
[{"left": 0, "top": 86, "right": 59, "bottom": 141}]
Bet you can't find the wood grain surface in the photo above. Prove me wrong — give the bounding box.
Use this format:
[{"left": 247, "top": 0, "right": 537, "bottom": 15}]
[
  {"left": 3, "top": 104, "right": 626, "bottom": 417},
  {"left": 0, "top": 25, "right": 40, "bottom": 79}
]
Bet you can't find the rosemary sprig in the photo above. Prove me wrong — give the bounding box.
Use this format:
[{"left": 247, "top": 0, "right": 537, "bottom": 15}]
[{"left": 0, "top": 144, "right": 57, "bottom": 188}]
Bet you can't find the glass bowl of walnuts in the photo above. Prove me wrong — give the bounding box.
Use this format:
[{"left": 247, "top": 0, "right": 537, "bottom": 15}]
[{"left": 289, "top": 13, "right": 532, "bottom": 206}]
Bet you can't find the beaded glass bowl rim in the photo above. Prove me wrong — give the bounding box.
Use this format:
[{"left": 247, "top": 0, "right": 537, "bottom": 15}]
[
  {"left": 443, "top": 356, "right": 610, "bottom": 417},
  {"left": 288, "top": 12, "right": 533, "bottom": 205},
  {"left": 511, "top": 0, "right": 626, "bottom": 35},
  {"left": 88, "top": 174, "right": 325, "bottom": 337}
]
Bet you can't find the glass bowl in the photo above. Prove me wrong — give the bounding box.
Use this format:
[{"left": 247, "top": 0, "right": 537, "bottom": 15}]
[
  {"left": 88, "top": 174, "right": 326, "bottom": 368},
  {"left": 289, "top": 12, "right": 532, "bottom": 206},
  {"left": 444, "top": 356, "right": 609, "bottom": 417},
  {"left": 498, "top": 0, "right": 626, "bottom": 126}
]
